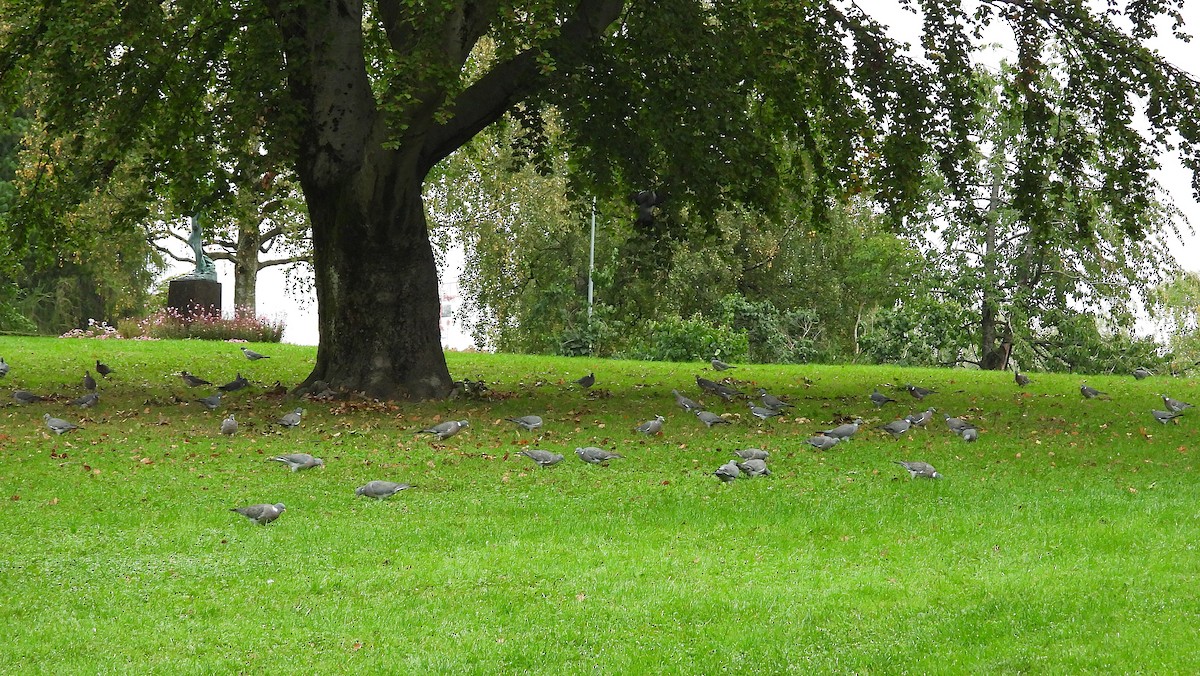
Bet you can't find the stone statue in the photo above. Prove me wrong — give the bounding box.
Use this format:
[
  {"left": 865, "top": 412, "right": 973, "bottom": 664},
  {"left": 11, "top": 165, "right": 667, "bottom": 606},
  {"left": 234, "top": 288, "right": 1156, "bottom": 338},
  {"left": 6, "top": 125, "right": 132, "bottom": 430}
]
[{"left": 183, "top": 214, "right": 218, "bottom": 281}]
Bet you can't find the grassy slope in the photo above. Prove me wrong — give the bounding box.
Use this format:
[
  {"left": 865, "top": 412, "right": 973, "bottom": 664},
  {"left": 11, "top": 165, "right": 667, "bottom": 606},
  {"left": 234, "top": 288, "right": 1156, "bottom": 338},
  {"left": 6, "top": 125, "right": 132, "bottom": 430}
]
[{"left": 1, "top": 335, "right": 1198, "bottom": 673}]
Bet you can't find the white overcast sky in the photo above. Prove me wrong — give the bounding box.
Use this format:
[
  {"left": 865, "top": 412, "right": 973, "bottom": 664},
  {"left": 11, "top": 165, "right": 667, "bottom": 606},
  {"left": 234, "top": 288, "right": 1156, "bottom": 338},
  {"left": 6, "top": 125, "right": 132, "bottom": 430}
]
[{"left": 182, "top": 1, "right": 1200, "bottom": 347}]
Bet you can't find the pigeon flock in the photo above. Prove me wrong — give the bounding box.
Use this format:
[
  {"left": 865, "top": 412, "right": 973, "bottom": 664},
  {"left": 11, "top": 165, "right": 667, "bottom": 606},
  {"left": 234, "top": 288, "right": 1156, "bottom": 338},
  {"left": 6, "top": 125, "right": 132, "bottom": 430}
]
[{"left": 4, "top": 348, "right": 1192, "bottom": 529}]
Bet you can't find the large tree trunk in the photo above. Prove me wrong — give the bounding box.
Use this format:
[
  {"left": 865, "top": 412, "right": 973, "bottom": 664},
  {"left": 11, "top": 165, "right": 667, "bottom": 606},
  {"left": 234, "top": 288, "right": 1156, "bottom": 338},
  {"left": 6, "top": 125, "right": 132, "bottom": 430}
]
[{"left": 301, "top": 157, "right": 452, "bottom": 400}]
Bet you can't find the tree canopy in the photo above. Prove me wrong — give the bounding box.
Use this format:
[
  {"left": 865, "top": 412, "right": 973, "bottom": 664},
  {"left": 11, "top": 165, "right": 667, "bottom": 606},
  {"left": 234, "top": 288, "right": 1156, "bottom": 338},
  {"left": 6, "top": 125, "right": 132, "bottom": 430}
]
[{"left": 2, "top": 0, "right": 1198, "bottom": 397}]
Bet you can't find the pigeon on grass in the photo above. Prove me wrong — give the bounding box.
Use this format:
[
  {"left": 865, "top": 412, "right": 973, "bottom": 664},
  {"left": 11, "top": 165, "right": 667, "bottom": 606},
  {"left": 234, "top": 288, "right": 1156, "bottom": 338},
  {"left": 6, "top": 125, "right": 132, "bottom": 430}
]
[
  {"left": 822, "top": 418, "right": 863, "bottom": 440},
  {"left": 906, "top": 384, "right": 937, "bottom": 400},
  {"left": 906, "top": 408, "right": 937, "bottom": 427},
  {"left": 1152, "top": 409, "right": 1183, "bottom": 425},
  {"left": 268, "top": 453, "right": 325, "bottom": 472},
  {"left": 714, "top": 461, "right": 741, "bottom": 482},
  {"left": 0, "top": 357, "right": 8, "bottom": 378},
  {"left": 196, "top": 392, "right": 222, "bottom": 410},
  {"left": 1080, "top": 382, "right": 1107, "bottom": 399},
  {"left": 672, "top": 389, "right": 703, "bottom": 412},
  {"left": 220, "top": 414, "right": 238, "bottom": 436},
  {"left": 355, "top": 481, "right": 412, "bottom": 498},
  {"left": 241, "top": 347, "right": 270, "bottom": 360},
  {"left": 13, "top": 390, "right": 42, "bottom": 404},
  {"left": 1161, "top": 394, "right": 1193, "bottom": 413},
  {"left": 736, "top": 458, "right": 771, "bottom": 477},
  {"left": 506, "top": 415, "right": 544, "bottom": 432},
  {"left": 44, "top": 413, "right": 79, "bottom": 435},
  {"left": 232, "top": 503, "right": 285, "bottom": 525},
  {"left": 180, "top": 372, "right": 212, "bottom": 387},
  {"left": 95, "top": 359, "right": 113, "bottom": 377},
  {"left": 635, "top": 415, "right": 665, "bottom": 435},
  {"left": 419, "top": 420, "right": 469, "bottom": 440},
  {"left": 747, "top": 403, "right": 783, "bottom": 421},
  {"left": 695, "top": 410, "right": 732, "bottom": 428},
  {"left": 82, "top": 371, "right": 97, "bottom": 392},
  {"left": 518, "top": 449, "right": 564, "bottom": 467},
  {"left": 733, "top": 448, "right": 769, "bottom": 461},
  {"left": 805, "top": 434, "right": 840, "bottom": 451},
  {"left": 960, "top": 427, "right": 978, "bottom": 442},
  {"left": 880, "top": 419, "right": 911, "bottom": 439},
  {"left": 71, "top": 393, "right": 100, "bottom": 409},
  {"left": 943, "top": 414, "right": 973, "bottom": 434},
  {"left": 575, "top": 372, "right": 595, "bottom": 389},
  {"left": 1014, "top": 369, "right": 1031, "bottom": 387},
  {"left": 575, "top": 447, "right": 622, "bottom": 465},
  {"left": 278, "top": 408, "right": 304, "bottom": 427},
  {"left": 218, "top": 373, "right": 250, "bottom": 392},
  {"left": 870, "top": 389, "right": 896, "bottom": 407},
  {"left": 711, "top": 358, "right": 736, "bottom": 371},
  {"left": 1133, "top": 367, "right": 1153, "bottom": 380},
  {"left": 757, "top": 389, "right": 792, "bottom": 410},
  {"left": 895, "top": 461, "right": 943, "bottom": 479}
]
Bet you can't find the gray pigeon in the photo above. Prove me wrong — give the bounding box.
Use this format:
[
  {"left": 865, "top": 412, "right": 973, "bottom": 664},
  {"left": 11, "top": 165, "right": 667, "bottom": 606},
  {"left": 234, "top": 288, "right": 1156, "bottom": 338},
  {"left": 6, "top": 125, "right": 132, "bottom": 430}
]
[
  {"left": 943, "top": 414, "right": 973, "bottom": 434},
  {"left": 232, "top": 502, "right": 286, "bottom": 525},
  {"left": 906, "top": 384, "right": 937, "bottom": 400},
  {"left": 714, "top": 460, "right": 741, "bottom": 482},
  {"left": 268, "top": 453, "right": 325, "bottom": 472},
  {"left": 518, "top": 449, "right": 564, "bottom": 467},
  {"left": 805, "top": 434, "right": 840, "bottom": 451},
  {"left": 241, "top": 346, "right": 270, "bottom": 360},
  {"left": 737, "top": 458, "right": 771, "bottom": 477},
  {"left": 420, "top": 419, "right": 469, "bottom": 440},
  {"left": 747, "top": 402, "right": 783, "bottom": 421},
  {"left": 180, "top": 371, "right": 212, "bottom": 387},
  {"left": 733, "top": 448, "right": 770, "bottom": 460},
  {"left": 711, "top": 383, "right": 743, "bottom": 402},
  {"left": 960, "top": 427, "right": 979, "bottom": 442},
  {"left": 1133, "top": 367, "right": 1153, "bottom": 380},
  {"left": 83, "top": 371, "right": 97, "bottom": 392},
  {"left": 895, "top": 460, "right": 943, "bottom": 479},
  {"left": 1014, "top": 369, "right": 1030, "bottom": 386},
  {"left": 822, "top": 418, "right": 863, "bottom": 440},
  {"left": 870, "top": 389, "right": 896, "bottom": 407},
  {"left": 575, "top": 372, "right": 595, "bottom": 388},
  {"left": 711, "top": 358, "right": 736, "bottom": 371},
  {"left": 1080, "top": 382, "right": 1106, "bottom": 399},
  {"left": 506, "top": 415, "right": 544, "bottom": 432},
  {"left": 355, "top": 480, "right": 412, "bottom": 498},
  {"left": 575, "top": 446, "right": 622, "bottom": 465},
  {"left": 278, "top": 408, "right": 305, "bottom": 427},
  {"left": 13, "top": 390, "right": 41, "bottom": 404},
  {"left": 95, "top": 359, "right": 113, "bottom": 377},
  {"left": 220, "top": 414, "right": 238, "bottom": 435},
  {"left": 1152, "top": 409, "right": 1183, "bottom": 424},
  {"left": 44, "top": 413, "right": 79, "bottom": 435},
  {"left": 196, "top": 392, "right": 222, "bottom": 410},
  {"left": 905, "top": 408, "right": 937, "bottom": 427},
  {"left": 695, "top": 376, "right": 722, "bottom": 394},
  {"left": 71, "top": 392, "right": 100, "bottom": 409},
  {"left": 695, "top": 410, "right": 732, "bottom": 428},
  {"left": 880, "top": 419, "right": 911, "bottom": 439},
  {"left": 672, "top": 389, "right": 703, "bottom": 412},
  {"left": 0, "top": 357, "right": 8, "bottom": 378},
  {"left": 757, "top": 389, "right": 792, "bottom": 410},
  {"left": 1161, "top": 394, "right": 1193, "bottom": 413},
  {"left": 218, "top": 373, "right": 250, "bottom": 392},
  {"left": 635, "top": 415, "right": 665, "bottom": 435}
]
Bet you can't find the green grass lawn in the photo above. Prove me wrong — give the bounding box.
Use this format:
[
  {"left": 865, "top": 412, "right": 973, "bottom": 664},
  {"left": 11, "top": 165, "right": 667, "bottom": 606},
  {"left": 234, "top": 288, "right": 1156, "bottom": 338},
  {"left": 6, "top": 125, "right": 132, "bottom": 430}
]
[{"left": 2, "top": 335, "right": 1199, "bottom": 673}]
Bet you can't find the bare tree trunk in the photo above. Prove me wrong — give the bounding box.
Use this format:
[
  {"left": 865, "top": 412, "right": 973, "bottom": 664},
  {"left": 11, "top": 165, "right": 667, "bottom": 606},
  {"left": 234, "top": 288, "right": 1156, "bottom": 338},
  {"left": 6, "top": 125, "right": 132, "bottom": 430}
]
[
  {"left": 232, "top": 220, "right": 261, "bottom": 312},
  {"left": 979, "top": 144, "right": 1009, "bottom": 370}
]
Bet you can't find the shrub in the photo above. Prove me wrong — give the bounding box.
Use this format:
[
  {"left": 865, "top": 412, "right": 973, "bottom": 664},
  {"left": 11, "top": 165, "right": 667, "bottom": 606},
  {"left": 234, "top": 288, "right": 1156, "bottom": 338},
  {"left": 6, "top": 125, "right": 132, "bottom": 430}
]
[
  {"left": 718, "top": 295, "right": 820, "bottom": 364},
  {"left": 118, "top": 306, "right": 285, "bottom": 342},
  {"left": 621, "top": 314, "right": 749, "bottom": 363}
]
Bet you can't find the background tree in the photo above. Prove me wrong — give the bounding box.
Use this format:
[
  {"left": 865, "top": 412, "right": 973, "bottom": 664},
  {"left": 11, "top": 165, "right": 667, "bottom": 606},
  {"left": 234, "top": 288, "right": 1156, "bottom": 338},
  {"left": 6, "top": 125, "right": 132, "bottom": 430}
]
[{"left": 3, "top": 1, "right": 1199, "bottom": 397}]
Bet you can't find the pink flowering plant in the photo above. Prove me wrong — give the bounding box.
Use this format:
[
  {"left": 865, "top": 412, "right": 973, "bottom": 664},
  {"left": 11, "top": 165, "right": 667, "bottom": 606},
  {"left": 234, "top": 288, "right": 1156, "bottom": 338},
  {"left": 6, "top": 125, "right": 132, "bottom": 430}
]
[
  {"left": 118, "top": 305, "right": 284, "bottom": 342},
  {"left": 60, "top": 319, "right": 123, "bottom": 339}
]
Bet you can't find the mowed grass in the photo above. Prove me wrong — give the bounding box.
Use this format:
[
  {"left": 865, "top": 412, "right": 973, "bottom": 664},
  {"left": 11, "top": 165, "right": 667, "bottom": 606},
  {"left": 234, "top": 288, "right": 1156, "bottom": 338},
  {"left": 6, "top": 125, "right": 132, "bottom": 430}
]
[{"left": 2, "top": 335, "right": 1199, "bottom": 673}]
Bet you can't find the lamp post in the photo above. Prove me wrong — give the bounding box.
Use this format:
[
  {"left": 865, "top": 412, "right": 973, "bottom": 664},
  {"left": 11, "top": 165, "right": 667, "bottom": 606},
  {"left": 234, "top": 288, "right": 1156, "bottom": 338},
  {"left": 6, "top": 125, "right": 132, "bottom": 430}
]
[{"left": 588, "top": 197, "right": 596, "bottom": 319}]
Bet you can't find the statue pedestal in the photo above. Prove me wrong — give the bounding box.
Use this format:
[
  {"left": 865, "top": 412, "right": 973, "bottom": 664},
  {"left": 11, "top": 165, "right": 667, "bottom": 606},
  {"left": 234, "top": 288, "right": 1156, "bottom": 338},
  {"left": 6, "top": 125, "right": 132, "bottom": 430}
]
[{"left": 168, "top": 278, "right": 222, "bottom": 319}]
